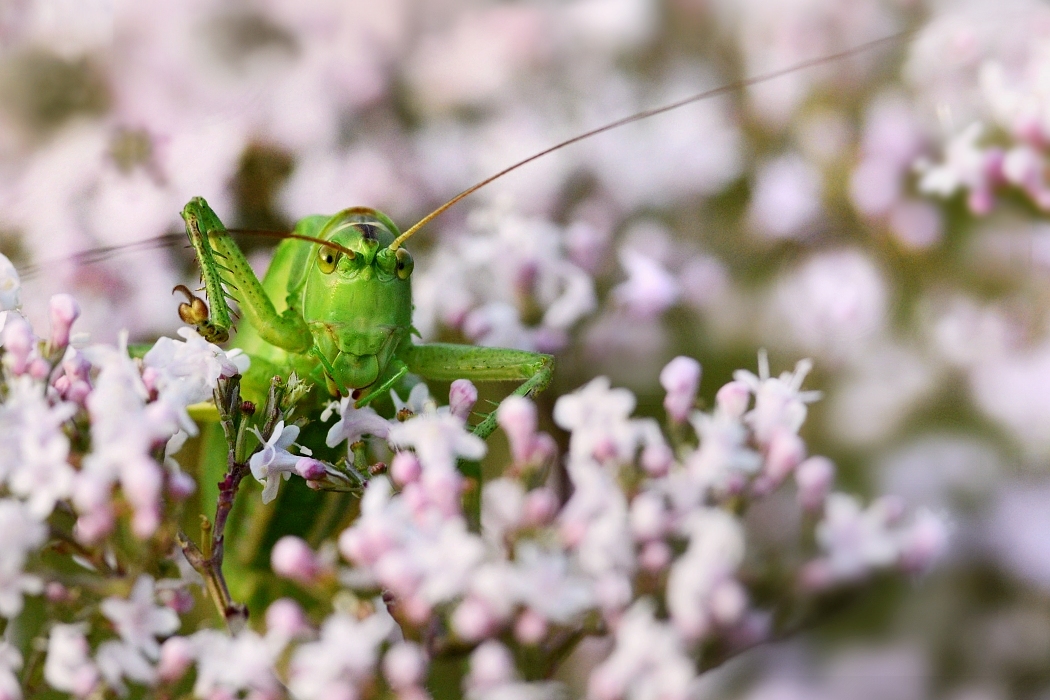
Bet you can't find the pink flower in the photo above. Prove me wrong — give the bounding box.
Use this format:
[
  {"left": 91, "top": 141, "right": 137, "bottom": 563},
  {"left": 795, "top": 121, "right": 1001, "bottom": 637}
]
[
  {"left": 48, "top": 294, "right": 80, "bottom": 350},
  {"left": 659, "top": 356, "right": 701, "bottom": 423},
  {"left": 271, "top": 536, "right": 323, "bottom": 585}
]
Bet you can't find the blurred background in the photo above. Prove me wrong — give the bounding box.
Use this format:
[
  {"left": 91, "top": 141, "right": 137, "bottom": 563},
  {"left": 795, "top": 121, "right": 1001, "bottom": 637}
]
[{"left": 2, "top": 0, "right": 1050, "bottom": 697}]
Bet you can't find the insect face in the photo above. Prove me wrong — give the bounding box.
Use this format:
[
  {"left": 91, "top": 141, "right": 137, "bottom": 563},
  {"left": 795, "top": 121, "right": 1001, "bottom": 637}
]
[{"left": 298, "top": 209, "right": 414, "bottom": 393}]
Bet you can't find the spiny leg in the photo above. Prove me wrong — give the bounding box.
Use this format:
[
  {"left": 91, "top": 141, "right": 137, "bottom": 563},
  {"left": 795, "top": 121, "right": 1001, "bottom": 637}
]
[
  {"left": 399, "top": 342, "right": 554, "bottom": 439},
  {"left": 181, "top": 197, "right": 313, "bottom": 353}
]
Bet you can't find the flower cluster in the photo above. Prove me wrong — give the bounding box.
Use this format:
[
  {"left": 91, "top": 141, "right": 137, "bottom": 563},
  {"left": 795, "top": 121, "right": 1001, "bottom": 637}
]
[
  {"left": 150, "top": 352, "right": 942, "bottom": 699},
  {"left": 0, "top": 270, "right": 946, "bottom": 697}
]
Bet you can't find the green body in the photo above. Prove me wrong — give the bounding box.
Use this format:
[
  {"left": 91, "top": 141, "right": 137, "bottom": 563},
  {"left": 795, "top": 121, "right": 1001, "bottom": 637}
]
[
  {"left": 181, "top": 197, "right": 555, "bottom": 611},
  {"left": 182, "top": 197, "right": 554, "bottom": 438}
]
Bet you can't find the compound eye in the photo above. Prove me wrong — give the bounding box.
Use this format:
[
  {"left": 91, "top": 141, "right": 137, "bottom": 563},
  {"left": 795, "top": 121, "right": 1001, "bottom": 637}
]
[
  {"left": 318, "top": 245, "right": 341, "bottom": 274},
  {"left": 395, "top": 248, "right": 414, "bottom": 279}
]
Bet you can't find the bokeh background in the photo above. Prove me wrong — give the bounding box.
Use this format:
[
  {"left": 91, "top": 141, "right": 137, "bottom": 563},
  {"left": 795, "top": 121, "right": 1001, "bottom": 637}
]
[{"left": 2, "top": 0, "right": 1050, "bottom": 697}]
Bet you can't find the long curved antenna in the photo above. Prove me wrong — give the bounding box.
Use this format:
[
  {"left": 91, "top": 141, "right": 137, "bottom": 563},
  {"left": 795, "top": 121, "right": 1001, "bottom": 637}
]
[
  {"left": 389, "top": 29, "right": 911, "bottom": 251},
  {"left": 18, "top": 229, "right": 356, "bottom": 281}
]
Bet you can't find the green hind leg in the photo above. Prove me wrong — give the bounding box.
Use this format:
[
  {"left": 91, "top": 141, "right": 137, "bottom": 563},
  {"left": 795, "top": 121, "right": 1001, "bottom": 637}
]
[{"left": 398, "top": 342, "right": 554, "bottom": 439}]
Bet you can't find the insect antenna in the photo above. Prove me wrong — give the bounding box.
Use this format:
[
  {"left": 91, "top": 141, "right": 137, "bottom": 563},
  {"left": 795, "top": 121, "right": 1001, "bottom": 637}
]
[
  {"left": 388, "top": 29, "right": 912, "bottom": 251},
  {"left": 17, "top": 232, "right": 187, "bottom": 281},
  {"left": 17, "top": 228, "right": 357, "bottom": 282}
]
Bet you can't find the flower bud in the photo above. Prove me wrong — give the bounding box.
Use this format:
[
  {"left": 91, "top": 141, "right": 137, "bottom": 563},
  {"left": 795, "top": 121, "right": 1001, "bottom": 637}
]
[
  {"left": 452, "top": 597, "right": 497, "bottom": 642},
  {"left": 522, "top": 487, "right": 559, "bottom": 527},
  {"left": 497, "top": 395, "right": 537, "bottom": 464},
  {"left": 660, "top": 356, "right": 701, "bottom": 423},
  {"left": 158, "top": 637, "right": 195, "bottom": 682},
  {"left": 266, "top": 598, "right": 308, "bottom": 638},
  {"left": 48, "top": 294, "right": 80, "bottom": 350},
  {"left": 271, "top": 536, "right": 321, "bottom": 584},
  {"left": 514, "top": 609, "right": 548, "bottom": 645},
  {"left": 467, "top": 641, "right": 515, "bottom": 692},
  {"left": 2, "top": 315, "right": 34, "bottom": 375},
  {"left": 383, "top": 642, "right": 427, "bottom": 690},
  {"left": 390, "top": 452, "right": 421, "bottom": 486},
  {"left": 294, "top": 457, "right": 327, "bottom": 481},
  {"left": 795, "top": 456, "right": 835, "bottom": 512},
  {"left": 448, "top": 379, "right": 478, "bottom": 421},
  {"left": 715, "top": 380, "right": 750, "bottom": 418}
]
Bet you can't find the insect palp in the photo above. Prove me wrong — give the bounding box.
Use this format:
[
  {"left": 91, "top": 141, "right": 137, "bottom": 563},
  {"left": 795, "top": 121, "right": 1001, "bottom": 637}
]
[{"left": 173, "top": 284, "right": 210, "bottom": 327}]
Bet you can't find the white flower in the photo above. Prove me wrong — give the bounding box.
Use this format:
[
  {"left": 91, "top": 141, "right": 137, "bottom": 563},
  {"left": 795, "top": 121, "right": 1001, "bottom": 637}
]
[
  {"left": 288, "top": 612, "right": 395, "bottom": 699},
  {"left": 666, "top": 509, "right": 746, "bottom": 640},
  {"left": 553, "top": 376, "right": 640, "bottom": 463},
  {"left": 325, "top": 396, "right": 391, "bottom": 447},
  {"left": 0, "top": 376, "right": 77, "bottom": 519},
  {"left": 95, "top": 640, "right": 155, "bottom": 694},
  {"left": 0, "top": 642, "right": 22, "bottom": 700},
  {"left": 682, "top": 410, "right": 762, "bottom": 502},
  {"left": 812, "top": 493, "right": 903, "bottom": 582},
  {"left": 100, "top": 575, "right": 180, "bottom": 660},
  {"left": 0, "top": 500, "right": 46, "bottom": 616},
  {"left": 559, "top": 461, "right": 633, "bottom": 580},
  {"left": 510, "top": 543, "right": 594, "bottom": 624},
  {"left": 733, "top": 350, "right": 821, "bottom": 445},
  {"left": 611, "top": 248, "right": 681, "bottom": 319},
  {"left": 143, "top": 327, "right": 247, "bottom": 438},
  {"left": 44, "top": 624, "right": 99, "bottom": 697},
  {"left": 388, "top": 411, "right": 486, "bottom": 473},
  {"left": 249, "top": 421, "right": 302, "bottom": 504},
  {"left": 80, "top": 335, "right": 178, "bottom": 538},
  {"left": 0, "top": 254, "right": 19, "bottom": 312},
  {"left": 587, "top": 599, "right": 696, "bottom": 700},
  {"left": 390, "top": 382, "right": 439, "bottom": 416},
  {"left": 187, "top": 629, "right": 284, "bottom": 699}
]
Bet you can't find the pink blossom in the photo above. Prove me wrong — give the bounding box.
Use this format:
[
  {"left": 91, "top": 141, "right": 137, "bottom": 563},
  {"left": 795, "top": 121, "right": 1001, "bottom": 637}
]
[
  {"left": 1, "top": 316, "right": 35, "bottom": 376},
  {"left": 383, "top": 642, "right": 428, "bottom": 691},
  {"left": 47, "top": 294, "right": 80, "bottom": 351},
  {"left": 734, "top": 351, "right": 821, "bottom": 445},
  {"left": 157, "top": 637, "right": 194, "bottom": 683},
  {"left": 612, "top": 248, "right": 681, "bottom": 318},
  {"left": 44, "top": 624, "right": 99, "bottom": 698},
  {"left": 265, "top": 598, "right": 309, "bottom": 640},
  {"left": 496, "top": 396, "right": 539, "bottom": 464},
  {"left": 288, "top": 612, "right": 395, "bottom": 700},
  {"left": 514, "top": 609, "right": 548, "bottom": 645},
  {"left": 795, "top": 456, "right": 836, "bottom": 512},
  {"left": 271, "top": 536, "right": 323, "bottom": 585},
  {"left": 465, "top": 641, "right": 516, "bottom": 694},
  {"left": 448, "top": 379, "right": 478, "bottom": 421},
  {"left": 388, "top": 412, "right": 486, "bottom": 473},
  {"left": 748, "top": 153, "right": 823, "bottom": 239},
  {"left": 100, "top": 575, "right": 180, "bottom": 660},
  {"left": 714, "top": 380, "right": 751, "bottom": 419},
  {"left": 588, "top": 599, "right": 695, "bottom": 700},
  {"left": 390, "top": 452, "right": 422, "bottom": 486},
  {"left": 659, "top": 356, "right": 701, "bottom": 423}
]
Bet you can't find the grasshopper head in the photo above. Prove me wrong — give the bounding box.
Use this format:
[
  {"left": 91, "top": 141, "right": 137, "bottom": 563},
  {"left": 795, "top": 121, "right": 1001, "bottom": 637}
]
[
  {"left": 299, "top": 208, "right": 414, "bottom": 392},
  {"left": 309, "top": 208, "right": 413, "bottom": 281}
]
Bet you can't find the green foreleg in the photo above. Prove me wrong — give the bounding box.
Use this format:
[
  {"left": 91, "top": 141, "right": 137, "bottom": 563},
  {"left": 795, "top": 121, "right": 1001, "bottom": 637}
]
[
  {"left": 181, "top": 198, "right": 313, "bottom": 353},
  {"left": 399, "top": 343, "right": 554, "bottom": 439}
]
